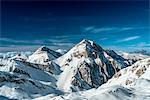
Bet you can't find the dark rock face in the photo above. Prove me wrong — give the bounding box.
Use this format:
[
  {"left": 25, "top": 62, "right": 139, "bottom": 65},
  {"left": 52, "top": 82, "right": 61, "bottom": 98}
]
[
  {"left": 71, "top": 59, "right": 116, "bottom": 91},
  {"left": 105, "top": 49, "right": 129, "bottom": 68},
  {"left": 18, "top": 60, "right": 62, "bottom": 75}
]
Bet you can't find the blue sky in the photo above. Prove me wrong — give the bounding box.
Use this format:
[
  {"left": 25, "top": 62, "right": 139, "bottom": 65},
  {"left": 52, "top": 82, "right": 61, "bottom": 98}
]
[{"left": 0, "top": 0, "right": 150, "bottom": 52}]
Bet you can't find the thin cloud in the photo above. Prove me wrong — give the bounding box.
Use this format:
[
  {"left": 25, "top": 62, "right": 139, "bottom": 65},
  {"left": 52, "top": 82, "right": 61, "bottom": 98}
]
[
  {"left": 137, "top": 42, "right": 150, "bottom": 47},
  {"left": 0, "top": 38, "right": 44, "bottom": 44},
  {"left": 82, "top": 26, "right": 134, "bottom": 33},
  {"left": 116, "top": 36, "right": 140, "bottom": 43},
  {"left": 0, "top": 38, "right": 75, "bottom": 49},
  {"left": 83, "top": 26, "right": 95, "bottom": 31},
  {"left": 99, "top": 38, "right": 108, "bottom": 41}
]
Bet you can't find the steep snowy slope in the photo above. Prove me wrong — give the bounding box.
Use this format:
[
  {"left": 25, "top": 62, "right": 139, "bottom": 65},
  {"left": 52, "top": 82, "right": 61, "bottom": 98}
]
[
  {"left": 28, "top": 46, "right": 62, "bottom": 64},
  {"left": 0, "top": 47, "right": 63, "bottom": 99},
  {"left": 106, "top": 49, "right": 129, "bottom": 67},
  {"left": 10, "top": 53, "right": 28, "bottom": 61},
  {"left": 35, "top": 58, "right": 150, "bottom": 100},
  {"left": 55, "top": 39, "right": 129, "bottom": 92},
  {"left": 102, "top": 58, "right": 150, "bottom": 87},
  {"left": 0, "top": 59, "right": 63, "bottom": 99},
  {"left": 0, "top": 71, "right": 63, "bottom": 100}
]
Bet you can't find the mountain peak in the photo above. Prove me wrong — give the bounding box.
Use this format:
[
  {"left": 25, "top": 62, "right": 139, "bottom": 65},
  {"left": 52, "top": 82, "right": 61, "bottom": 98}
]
[
  {"left": 35, "top": 46, "right": 50, "bottom": 53},
  {"left": 28, "top": 46, "right": 62, "bottom": 64},
  {"left": 56, "top": 39, "right": 129, "bottom": 92},
  {"left": 74, "top": 39, "right": 104, "bottom": 55},
  {"left": 79, "top": 39, "right": 94, "bottom": 46},
  {"left": 34, "top": 46, "right": 61, "bottom": 56},
  {"left": 80, "top": 39, "right": 91, "bottom": 43}
]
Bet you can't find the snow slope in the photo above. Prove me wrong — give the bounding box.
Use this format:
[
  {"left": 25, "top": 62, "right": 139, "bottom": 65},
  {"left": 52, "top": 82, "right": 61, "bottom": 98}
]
[
  {"left": 102, "top": 58, "right": 150, "bottom": 87},
  {"left": 0, "top": 71, "right": 63, "bottom": 99},
  {"left": 0, "top": 59, "right": 63, "bottom": 99}
]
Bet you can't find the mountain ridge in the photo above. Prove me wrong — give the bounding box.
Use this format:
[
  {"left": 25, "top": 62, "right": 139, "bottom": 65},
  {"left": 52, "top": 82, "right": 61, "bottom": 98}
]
[{"left": 0, "top": 39, "right": 149, "bottom": 100}]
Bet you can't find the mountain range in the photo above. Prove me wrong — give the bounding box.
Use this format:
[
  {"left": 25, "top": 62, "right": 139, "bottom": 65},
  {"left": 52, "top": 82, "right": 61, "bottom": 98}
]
[{"left": 0, "top": 39, "right": 149, "bottom": 100}]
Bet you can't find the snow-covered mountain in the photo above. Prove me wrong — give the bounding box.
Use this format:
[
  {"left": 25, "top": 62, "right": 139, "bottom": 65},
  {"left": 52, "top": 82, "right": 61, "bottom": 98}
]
[
  {"left": 119, "top": 52, "right": 149, "bottom": 64},
  {"left": 0, "top": 59, "right": 63, "bottom": 99},
  {"left": 0, "top": 47, "right": 64, "bottom": 99},
  {"left": 102, "top": 58, "right": 150, "bottom": 87},
  {"left": 0, "top": 39, "right": 149, "bottom": 100},
  {"left": 28, "top": 46, "right": 62, "bottom": 64},
  {"left": 0, "top": 51, "right": 32, "bottom": 59},
  {"left": 55, "top": 39, "right": 129, "bottom": 92}
]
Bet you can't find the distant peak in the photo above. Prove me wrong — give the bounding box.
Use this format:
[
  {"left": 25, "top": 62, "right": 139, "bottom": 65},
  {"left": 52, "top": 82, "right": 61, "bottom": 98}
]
[
  {"left": 38, "top": 46, "right": 50, "bottom": 52},
  {"left": 29, "top": 46, "right": 62, "bottom": 63},
  {"left": 35, "top": 46, "right": 62, "bottom": 57},
  {"left": 34, "top": 46, "right": 52, "bottom": 54}
]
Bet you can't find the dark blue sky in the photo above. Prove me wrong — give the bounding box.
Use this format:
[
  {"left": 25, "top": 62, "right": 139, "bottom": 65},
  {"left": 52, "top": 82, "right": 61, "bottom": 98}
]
[{"left": 0, "top": 0, "right": 150, "bottom": 52}]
